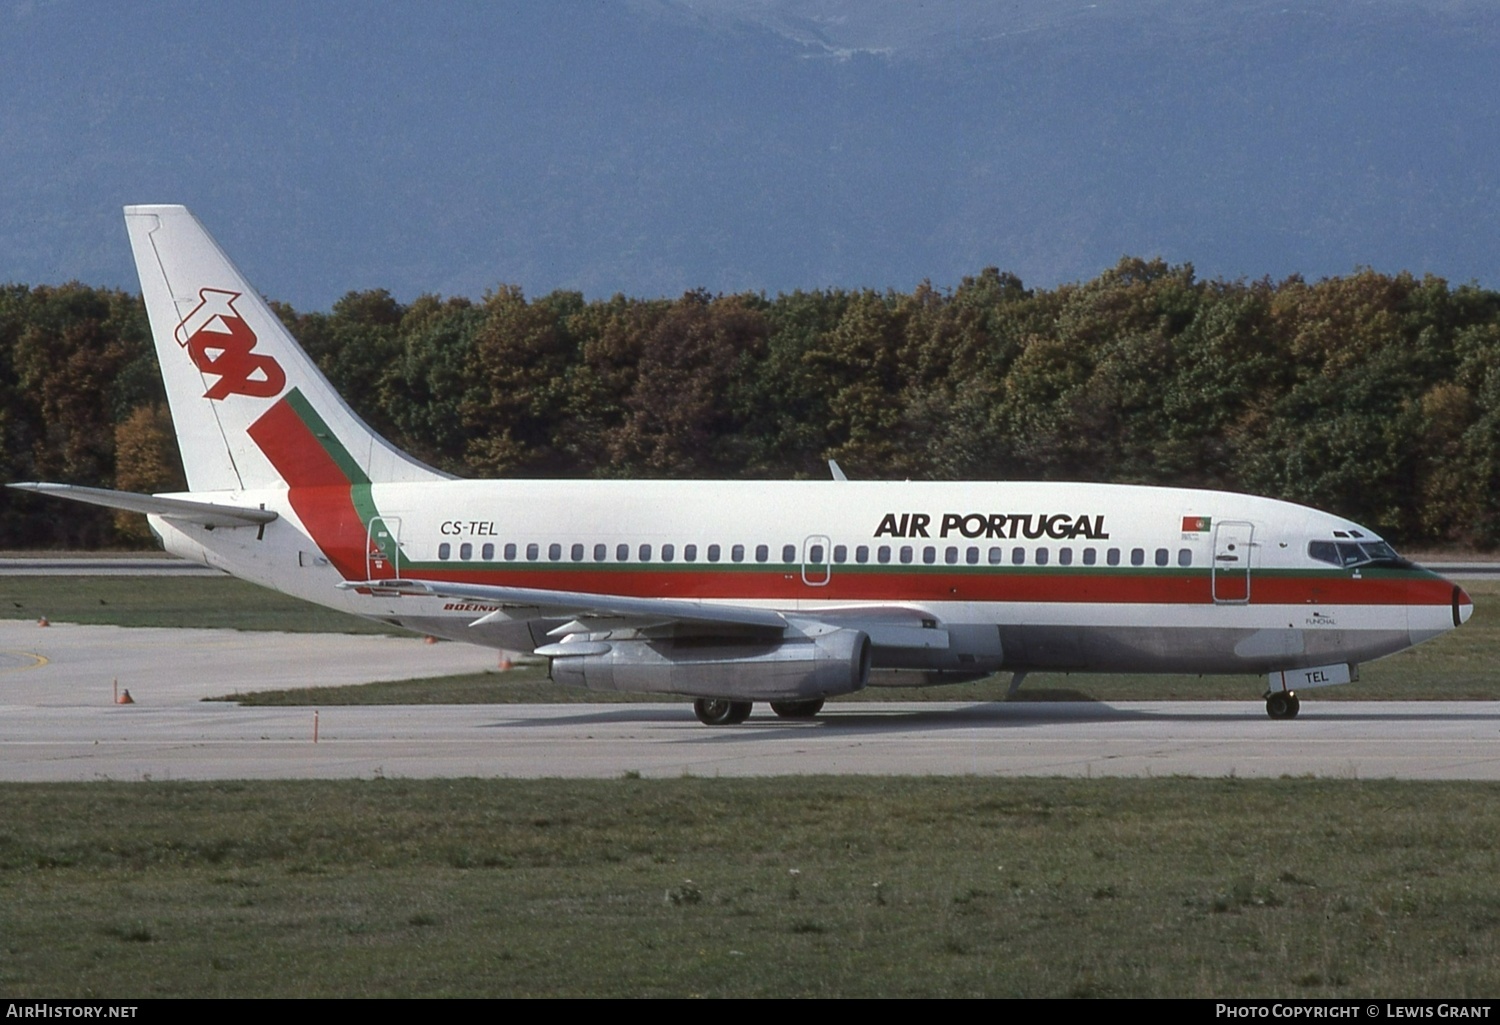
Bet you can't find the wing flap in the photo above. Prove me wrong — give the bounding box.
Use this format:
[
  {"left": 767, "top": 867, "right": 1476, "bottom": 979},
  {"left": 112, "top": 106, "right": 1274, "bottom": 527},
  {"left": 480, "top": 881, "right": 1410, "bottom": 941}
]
[{"left": 337, "top": 577, "right": 790, "bottom": 632}]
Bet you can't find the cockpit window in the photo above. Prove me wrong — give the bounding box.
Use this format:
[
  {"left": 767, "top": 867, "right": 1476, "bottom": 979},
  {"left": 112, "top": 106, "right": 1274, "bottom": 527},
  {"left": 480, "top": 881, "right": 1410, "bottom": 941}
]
[{"left": 1308, "top": 539, "right": 1402, "bottom": 568}]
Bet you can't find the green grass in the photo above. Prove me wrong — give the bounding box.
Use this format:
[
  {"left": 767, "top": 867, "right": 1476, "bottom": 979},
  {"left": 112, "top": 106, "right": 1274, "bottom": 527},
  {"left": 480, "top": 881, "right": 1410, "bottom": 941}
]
[
  {"left": 1, "top": 777, "right": 1498, "bottom": 997},
  {"left": 0, "top": 575, "right": 398, "bottom": 634}
]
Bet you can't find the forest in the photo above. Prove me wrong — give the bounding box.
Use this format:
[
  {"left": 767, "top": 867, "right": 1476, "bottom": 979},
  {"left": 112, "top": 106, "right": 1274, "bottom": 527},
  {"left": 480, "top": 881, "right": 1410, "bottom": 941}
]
[{"left": 2, "top": 257, "right": 1498, "bottom": 550}]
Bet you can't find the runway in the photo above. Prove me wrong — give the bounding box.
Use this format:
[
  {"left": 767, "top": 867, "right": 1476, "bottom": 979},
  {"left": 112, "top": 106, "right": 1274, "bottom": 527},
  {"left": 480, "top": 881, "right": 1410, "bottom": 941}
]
[
  {"left": 4, "top": 698, "right": 1500, "bottom": 782},
  {"left": 2, "top": 619, "right": 1498, "bottom": 783}
]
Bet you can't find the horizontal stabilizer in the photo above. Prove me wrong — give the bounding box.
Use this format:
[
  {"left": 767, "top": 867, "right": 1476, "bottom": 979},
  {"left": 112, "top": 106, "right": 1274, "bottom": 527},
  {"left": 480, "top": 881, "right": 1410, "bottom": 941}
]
[{"left": 7, "top": 483, "right": 278, "bottom": 528}]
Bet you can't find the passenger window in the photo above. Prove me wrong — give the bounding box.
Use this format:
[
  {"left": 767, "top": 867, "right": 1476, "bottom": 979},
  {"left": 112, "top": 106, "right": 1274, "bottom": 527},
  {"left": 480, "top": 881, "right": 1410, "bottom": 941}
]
[
  {"left": 504, "top": 543, "right": 516, "bottom": 560},
  {"left": 1107, "top": 548, "right": 1120, "bottom": 566},
  {"left": 833, "top": 544, "right": 847, "bottom": 563},
  {"left": 460, "top": 542, "right": 473, "bottom": 560},
  {"left": 1036, "top": 547, "right": 1049, "bottom": 565},
  {"left": 438, "top": 542, "right": 451, "bottom": 560},
  {"left": 900, "top": 546, "right": 914, "bottom": 564},
  {"left": 1131, "top": 548, "right": 1145, "bottom": 567},
  {"left": 782, "top": 544, "right": 797, "bottom": 563},
  {"left": 755, "top": 544, "right": 769, "bottom": 562},
  {"left": 638, "top": 544, "right": 652, "bottom": 562},
  {"left": 966, "top": 547, "right": 979, "bottom": 565},
  {"left": 1059, "top": 548, "right": 1073, "bottom": 566},
  {"left": 878, "top": 546, "right": 892, "bottom": 564},
  {"left": 732, "top": 544, "right": 745, "bottom": 563},
  {"left": 594, "top": 543, "right": 607, "bottom": 561},
  {"left": 526, "top": 543, "right": 539, "bottom": 560},
  {"left": 1177, "top": 548, "right": 1192, "bottom": 567},
  {"left": 482, "top": 543, "right": 494, "bottom": 560},
  {"left": 1012, "top": 547, "right": 1025, "bottom": 565},
  {"left": 684, "top": 544, "right": 698, "bottom": 561},
  {"left": 808, "top": 544, "right": 825, "bottom": 563},
  {"left": 921, "top": 546, "right": 935, "bottom": 564},
  {"left": 548, "top": 543, "right": 562, "bottom": 561},
  {"left": 707, "top": 544, "right": 721, "bottom": 563},
  {"left": 617, "top": 543, "right": 630, "bottom": 561},
  {"left": 856, "top": 545, "right": 870, "bottom": 564},
  {"left": 661, "top": 544, "right": 674, "bottom": 562},
  {"left": 571, "top": 543, "right": 585, "bottom": 562},
  {"left": 944, "top": 546, "right": 958, "bottom": 565},
  {"left": 1082, "top": 549, "right": 1097, "bottom": 566},
  {"left": 988, "top": 547, "right": 1003, "bottom": 565},
  {"left": 1155, "top": 548, "right": 1169, "bottom": 567}
]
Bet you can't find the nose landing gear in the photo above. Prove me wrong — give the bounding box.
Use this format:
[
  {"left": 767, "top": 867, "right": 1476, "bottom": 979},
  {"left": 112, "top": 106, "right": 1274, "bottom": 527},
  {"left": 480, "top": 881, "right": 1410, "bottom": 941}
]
[{"left": 1265, "top": 690, "right": 1301, "bottom": 719}]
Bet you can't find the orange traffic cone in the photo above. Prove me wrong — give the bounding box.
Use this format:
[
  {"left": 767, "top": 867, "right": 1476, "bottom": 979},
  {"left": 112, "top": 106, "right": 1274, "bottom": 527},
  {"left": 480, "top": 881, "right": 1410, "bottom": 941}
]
[
  {"left": 37, "top": 616, "right": 49, "bottom": 627},
  {"left": 117, "top": 689, "right": 135, "bottom": 705},
  {"left": 498, "top": 655, "right": 513, "bottom": 671}
]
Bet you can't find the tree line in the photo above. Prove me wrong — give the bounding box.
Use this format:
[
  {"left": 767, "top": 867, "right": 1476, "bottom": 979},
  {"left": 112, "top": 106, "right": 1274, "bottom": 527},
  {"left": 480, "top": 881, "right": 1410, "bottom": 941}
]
[{"left": 2, "top": 257, "right": 1498, "bottom": 550}]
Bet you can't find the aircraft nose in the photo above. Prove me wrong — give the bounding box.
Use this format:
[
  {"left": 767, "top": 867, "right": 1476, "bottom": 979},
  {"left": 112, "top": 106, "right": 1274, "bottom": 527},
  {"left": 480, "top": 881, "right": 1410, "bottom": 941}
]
[{"left": 1455, "top": 585, "right": 1473, "bottom": 627}]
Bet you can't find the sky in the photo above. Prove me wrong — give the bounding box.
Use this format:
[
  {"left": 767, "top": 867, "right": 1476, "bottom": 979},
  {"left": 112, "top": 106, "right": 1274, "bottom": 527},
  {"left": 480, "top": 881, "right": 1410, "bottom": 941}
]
[{"left": 2, "top": 0, "right": 1498, "bottom": 311}]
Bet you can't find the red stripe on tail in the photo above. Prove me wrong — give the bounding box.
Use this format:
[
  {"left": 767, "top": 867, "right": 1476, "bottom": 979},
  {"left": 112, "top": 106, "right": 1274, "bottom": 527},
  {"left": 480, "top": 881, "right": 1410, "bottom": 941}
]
[{"left": 246, "top": 397, "right": 366, "bottom": 578}]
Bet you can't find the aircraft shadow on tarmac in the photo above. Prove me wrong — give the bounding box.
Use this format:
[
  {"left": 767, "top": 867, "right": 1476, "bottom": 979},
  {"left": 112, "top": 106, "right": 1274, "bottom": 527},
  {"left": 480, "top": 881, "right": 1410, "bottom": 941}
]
[{"left": 477, "top": 699, "right": 1500, "bottom": 737}]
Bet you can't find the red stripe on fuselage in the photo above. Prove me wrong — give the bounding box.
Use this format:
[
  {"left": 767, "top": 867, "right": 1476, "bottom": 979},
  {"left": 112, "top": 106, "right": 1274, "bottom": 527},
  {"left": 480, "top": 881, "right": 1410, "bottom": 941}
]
[
  {"left": 246, "top": 399, "right": 365, "bottom": 578},
  {"left": 393, "top": 565, "right": 1449, "bottom": 606}
]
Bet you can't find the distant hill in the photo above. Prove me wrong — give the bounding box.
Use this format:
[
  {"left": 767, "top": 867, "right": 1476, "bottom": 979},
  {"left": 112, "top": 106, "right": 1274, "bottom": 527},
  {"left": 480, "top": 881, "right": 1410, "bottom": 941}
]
[{"left": 1, "top": 0, "right": 1496, "bottom": 309}]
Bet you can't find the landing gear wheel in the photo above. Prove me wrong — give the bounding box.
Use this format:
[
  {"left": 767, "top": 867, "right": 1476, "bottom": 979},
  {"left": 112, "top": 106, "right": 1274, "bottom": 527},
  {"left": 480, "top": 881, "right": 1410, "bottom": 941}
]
[
  {"left": 1265, "top": 691, "right": 1300, "bottom": 720},
  {"left": 770, "top": 698, "right": 825, "bottom": 719},
  {"left": 694, "top": 698, "right": 754, "bottom": 725}
]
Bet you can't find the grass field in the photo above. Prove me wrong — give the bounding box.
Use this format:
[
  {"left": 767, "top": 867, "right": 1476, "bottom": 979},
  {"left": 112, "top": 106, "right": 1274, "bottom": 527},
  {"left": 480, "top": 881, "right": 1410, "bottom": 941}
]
[
  {"left": 2, "top": 777, "right": 1498, "bottom": 998},
  {"left": 0, "top": 574, "right": 395, "bottom": 634},
  {"left": 6, "top": 573, "right": 1496, "bottom": 704}
]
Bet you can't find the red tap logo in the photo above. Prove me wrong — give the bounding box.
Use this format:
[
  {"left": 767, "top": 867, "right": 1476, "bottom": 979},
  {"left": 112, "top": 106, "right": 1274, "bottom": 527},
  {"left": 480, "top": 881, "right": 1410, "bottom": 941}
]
[{"left": 174, "top": 289, "right": 286, "bottom": 400}]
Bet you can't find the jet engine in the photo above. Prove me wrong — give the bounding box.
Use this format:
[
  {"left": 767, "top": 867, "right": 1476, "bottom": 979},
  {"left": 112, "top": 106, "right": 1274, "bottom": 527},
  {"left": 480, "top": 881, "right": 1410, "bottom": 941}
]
[{"left": 544, "top": 627, "right": 871, "bottom": 701}]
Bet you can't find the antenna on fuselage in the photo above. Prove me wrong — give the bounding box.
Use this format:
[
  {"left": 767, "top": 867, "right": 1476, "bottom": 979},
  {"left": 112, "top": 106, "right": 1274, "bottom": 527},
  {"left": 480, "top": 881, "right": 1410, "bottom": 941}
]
[{"left": 828, "top": 459, "right": 849, "bottom": 482}]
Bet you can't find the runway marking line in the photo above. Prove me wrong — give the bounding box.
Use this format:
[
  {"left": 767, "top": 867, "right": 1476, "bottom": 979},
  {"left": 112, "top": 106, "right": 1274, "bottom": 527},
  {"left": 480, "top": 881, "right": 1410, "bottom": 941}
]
[{"left": 0, "top": 649, "right": 48, "bottom": 673}]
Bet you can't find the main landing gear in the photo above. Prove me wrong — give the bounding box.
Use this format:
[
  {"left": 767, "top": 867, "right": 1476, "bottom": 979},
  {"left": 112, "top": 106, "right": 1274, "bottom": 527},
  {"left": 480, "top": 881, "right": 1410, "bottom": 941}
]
[
  {"left": 1265, "top": 690, "right": 1301, "bottom": 720},
  {"left": 770, "top": 698, "right": 825, "bottom": 719},
  {"left": 691, "top": 698, "right": 827, "bottom": 725},
  {"left": 693, "top": 699, "right": 753, "bottom": 725}
]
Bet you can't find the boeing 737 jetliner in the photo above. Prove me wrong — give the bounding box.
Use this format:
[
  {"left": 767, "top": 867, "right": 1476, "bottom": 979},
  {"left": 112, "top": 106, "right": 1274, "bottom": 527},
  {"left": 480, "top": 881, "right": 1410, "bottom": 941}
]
[{"left": 11, "top": 206, "right": 1474, "bottom": 723}]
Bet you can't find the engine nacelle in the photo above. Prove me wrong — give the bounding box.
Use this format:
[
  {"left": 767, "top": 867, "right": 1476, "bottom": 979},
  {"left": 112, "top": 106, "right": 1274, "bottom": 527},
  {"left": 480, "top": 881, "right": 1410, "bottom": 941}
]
[{"left": 545, "top": 628, "right": 871, "bottom": 701}]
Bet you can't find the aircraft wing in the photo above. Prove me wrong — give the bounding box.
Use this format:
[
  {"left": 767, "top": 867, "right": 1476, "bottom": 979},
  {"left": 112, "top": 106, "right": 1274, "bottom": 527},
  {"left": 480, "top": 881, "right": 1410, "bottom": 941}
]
[
  {"left": 337, "top": 576, "right": 950, "bottom": 649},
  {"left": 7, "top": 483, "right": 278, "bottom": 528},
  {"left": 338, "top": 577, "right": 789, "bottom": 633}
]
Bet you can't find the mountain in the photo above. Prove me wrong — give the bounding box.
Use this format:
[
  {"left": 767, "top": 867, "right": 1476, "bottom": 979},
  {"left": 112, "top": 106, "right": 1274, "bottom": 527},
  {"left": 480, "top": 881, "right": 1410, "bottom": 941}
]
[{"left": 1, "top": 0, "right": 1496, "bottom": 309}]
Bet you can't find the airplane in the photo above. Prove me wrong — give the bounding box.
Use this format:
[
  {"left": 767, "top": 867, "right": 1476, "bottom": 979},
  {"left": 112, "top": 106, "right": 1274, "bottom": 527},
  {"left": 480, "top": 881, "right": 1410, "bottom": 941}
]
[{"left": 9, "top": 205, "right": 1474, "bottom": 724}]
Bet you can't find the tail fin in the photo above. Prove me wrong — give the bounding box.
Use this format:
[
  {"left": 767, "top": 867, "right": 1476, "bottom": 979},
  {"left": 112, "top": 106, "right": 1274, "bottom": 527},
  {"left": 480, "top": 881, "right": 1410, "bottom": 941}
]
[{"left": 124, "top": 205, "right": 448, "bottom": 492}]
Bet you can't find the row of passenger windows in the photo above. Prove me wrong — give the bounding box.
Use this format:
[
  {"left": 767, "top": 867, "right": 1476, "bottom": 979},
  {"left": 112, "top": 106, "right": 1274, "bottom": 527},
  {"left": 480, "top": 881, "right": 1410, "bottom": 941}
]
[{"left": 435, "top": 540, "right": 1196, "bottom": 568}]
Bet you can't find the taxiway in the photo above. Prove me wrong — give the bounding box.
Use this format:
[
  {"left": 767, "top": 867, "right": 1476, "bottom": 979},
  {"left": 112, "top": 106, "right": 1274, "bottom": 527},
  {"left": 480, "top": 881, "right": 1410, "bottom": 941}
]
[{"left": 2, "top": 619, "right": 1497, "bottom": 783}]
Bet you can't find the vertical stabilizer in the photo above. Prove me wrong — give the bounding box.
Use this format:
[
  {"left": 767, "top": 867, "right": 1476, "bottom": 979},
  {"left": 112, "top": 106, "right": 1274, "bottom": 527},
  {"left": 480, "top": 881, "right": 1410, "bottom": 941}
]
[{"left": 124, "top": 205, "right": 447, "bottom": 492}]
